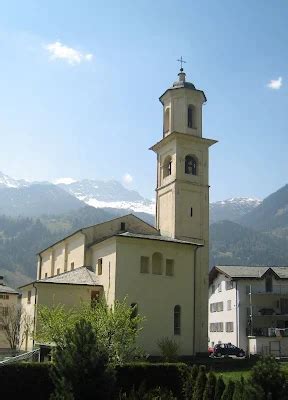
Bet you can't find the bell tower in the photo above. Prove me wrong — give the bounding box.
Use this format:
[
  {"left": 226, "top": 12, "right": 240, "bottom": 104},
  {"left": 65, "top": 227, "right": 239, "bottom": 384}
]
[
  {"left": 150, "top": 66, "right": 216, "bottom": 243},
  {"left": 150, "top": 65, "right": 217, "bottom": 354}
]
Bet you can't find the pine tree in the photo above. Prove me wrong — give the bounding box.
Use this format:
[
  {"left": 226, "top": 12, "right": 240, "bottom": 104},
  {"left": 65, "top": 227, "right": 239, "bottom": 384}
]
[
  {"left": 214, "top": 376, "right": 225, "bottom": 400},
  {"left": 221, "top": 380, "right": 235, "bottom": 400},
  {"left": 50, "top": 319, "right": 115, "bottom": 400},
  {"left": 182, "top": 364, "right": 199, "bottom": 400},
  {"left": 232, "top": 379, "right": 244, "bottom": 400},
  {"left": 242, "top": 383, "right": 265, "bottom": 400},
  {"left": 192, "top": 365, "right": 207, "bottom": 400},
  {"left": 203, "top": 371, "right": 217, "bottom": 400}
]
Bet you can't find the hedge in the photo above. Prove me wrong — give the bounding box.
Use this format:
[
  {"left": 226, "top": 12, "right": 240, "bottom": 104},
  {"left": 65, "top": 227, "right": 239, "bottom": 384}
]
[
  {"left": 116, "top": 362, "right": 189, "bottom": 397},
  {"left": 0, "top": 362, "right": 189, "bottom": 398},
  {"left": 0, "top": 362, "right": 53, "bottom": 398}
]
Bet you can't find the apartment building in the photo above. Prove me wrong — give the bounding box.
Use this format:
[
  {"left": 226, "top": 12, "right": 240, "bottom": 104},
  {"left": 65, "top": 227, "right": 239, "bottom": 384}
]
[{"left": 209, "top": 265, "right": 288, "bottom": 356}]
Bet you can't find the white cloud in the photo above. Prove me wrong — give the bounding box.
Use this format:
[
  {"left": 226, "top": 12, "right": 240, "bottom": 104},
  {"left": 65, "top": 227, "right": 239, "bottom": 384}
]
[
  {"left": 44, "top": 41, "right": 93, "bottom": 65},
  {"left": 122, "top": 173, "right": 133, "bottom": 185},
  {"left": 267, "top": 77, "right": 282, "bottom": 90},
  {"left": 54, "top": 177, "right": 77, "bottom": 185}
]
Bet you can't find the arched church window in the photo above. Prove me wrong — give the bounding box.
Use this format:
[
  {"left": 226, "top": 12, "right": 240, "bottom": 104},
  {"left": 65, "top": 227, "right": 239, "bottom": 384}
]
[
  {"left": 185, "top": 155, "right": 197, "bottom": 175},
  {"left": 174, "top": 305, "right": 181, "bottom": 335},
  {"left": 164, "top": 108, "right": 170, "bottom": 134},
  {"left": 163, "top": 156, "right": 172, "bottom": 179},
  {"left": 152, "top": 252, "right": 163, "bottom": 275},
  {"left": 188, "top": 105, "right": 195, "bottom": 128}
]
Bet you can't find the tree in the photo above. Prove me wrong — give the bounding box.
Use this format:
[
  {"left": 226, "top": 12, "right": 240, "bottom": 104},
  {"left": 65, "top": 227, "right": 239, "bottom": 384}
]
[
  {"left": 192, "top": 365, "right": 207, "bottom": 400},
  {"left": 250, "top": 356, "right": 286, "bottom": 399},
  {"left": 0, "top": 305, "right": 32, "bottom": 351},
  {"left": 221, "top": 380, "right": 235, "bottom": 400},
  {"left": 182, "top": 364, "right": 199, "bottom": 400},
  {"left": 36, "top": 299, "right": 144, "bottom": 365},
  {"left": 50, "top": 319, "right": 115, "bottom": 400},
  {"left": 214, "top": 376, "right": 225, "bottom": 400},
  {"left": 203, "top": 371, "right": 217, "bottom": 400}
]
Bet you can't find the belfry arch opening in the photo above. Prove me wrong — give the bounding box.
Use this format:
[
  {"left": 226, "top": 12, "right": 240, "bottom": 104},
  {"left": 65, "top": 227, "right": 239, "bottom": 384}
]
[
  {"left": 163, "top": 155, "right": 172, "bottom": 178},
  {"left": 185, "top": 155, "right": 197, "bottom": 175},
  {"left": 188, "top": 105, "right": 195, "bottom": 129}
]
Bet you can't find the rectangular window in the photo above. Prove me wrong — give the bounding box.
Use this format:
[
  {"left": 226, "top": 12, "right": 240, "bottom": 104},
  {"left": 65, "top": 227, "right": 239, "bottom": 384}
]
[
  {"left": 210, "top": 322, "right": 224, "bottom": 332},
  {"left": 218, "top": 282, "right": 222, "bottom": 292},
  {"left": 225, "top": 280, "right": 234, "bottom": 290},
  {"left": 166, "top": 259, "right": 174, "bottom": 276},
  {"left": 190, "top": 207, "right": 193, "bottom": 217},
  {"left": 227, "top": 300, "right": 232, "bottom": 311},
  {"left": 140, "top": 256, "right": 149, "bottom": 274},
  {"left": 0, "top": 294, "right": 9, "bottom": 300},
  {"left": 71, "top": 262, "right": 74, "bottom": 270},
  {"left": 57, "top": 268, "right": 60, "bottom": 275},
  {"left": 27, "top": 290, "right": 32, "bottom": 304},
  {"left": 98, "top": 258, "right": 103, "bottom": 275},
  {"left": 45, "top": 273, "right": 48, "bottom": 278},
  {"left": 210, "top": 302, "right": 224, "bottom": 312},
  {"left": 226, "top": 322, "right": 234, "bottom": 332},
  {"left": 120, "top": 222, "right": 126, "bottom": 231}
]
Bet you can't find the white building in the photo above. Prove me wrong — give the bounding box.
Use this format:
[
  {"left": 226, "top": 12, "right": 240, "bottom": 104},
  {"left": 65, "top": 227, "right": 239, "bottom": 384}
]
[{"left": 209, "top": 265, "right": 288, "bottom": 356}]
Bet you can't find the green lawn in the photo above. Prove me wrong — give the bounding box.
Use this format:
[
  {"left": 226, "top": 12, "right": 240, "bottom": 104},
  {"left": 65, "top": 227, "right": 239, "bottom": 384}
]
[{"left": 216, "top": 362, "right": 288, "bottom": 383}]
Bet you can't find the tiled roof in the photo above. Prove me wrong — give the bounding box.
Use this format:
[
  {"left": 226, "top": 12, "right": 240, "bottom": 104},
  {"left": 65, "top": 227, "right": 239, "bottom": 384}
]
[
  {"left": 37, "top": 267, "right": 101, "bottom": 286},
  {"left": 117, "top": 231, "right": 203, "bottom": 246},
  {"left": 213, "top": 265, "right": 288, "bottom": 280},
  {"left": 0, "top": 285, "right": 19, "bottom": 294}
]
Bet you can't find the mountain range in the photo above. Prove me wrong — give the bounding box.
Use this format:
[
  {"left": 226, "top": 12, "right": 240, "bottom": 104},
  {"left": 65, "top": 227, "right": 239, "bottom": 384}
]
[{"left": 1, "top": 171, "right": 288, "bottom": 288}]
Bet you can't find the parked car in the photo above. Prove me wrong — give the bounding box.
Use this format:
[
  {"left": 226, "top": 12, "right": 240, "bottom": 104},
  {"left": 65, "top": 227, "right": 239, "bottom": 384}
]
[
  {"left": 208, "top": 345, "right": 214, "bottom": 356},
  {"left": 212, "top": 343, "right": 245, "bottom": 358}
]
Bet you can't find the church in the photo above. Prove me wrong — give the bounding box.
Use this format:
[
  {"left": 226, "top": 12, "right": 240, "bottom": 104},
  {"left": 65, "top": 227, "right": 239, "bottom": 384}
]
[{"left": 19, "top": 66, "right": 216, "bottom": 356}]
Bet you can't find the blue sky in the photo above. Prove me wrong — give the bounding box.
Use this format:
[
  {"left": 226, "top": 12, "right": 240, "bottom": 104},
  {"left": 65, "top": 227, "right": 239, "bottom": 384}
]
[{"left": 0, "top": 0, "right": 287, "bottom": 201}]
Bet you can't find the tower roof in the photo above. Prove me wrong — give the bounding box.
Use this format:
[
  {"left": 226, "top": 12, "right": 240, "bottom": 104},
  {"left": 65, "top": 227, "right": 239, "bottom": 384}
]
[{"left": 159, "top": 68, "right": 206, "bottom": 103}]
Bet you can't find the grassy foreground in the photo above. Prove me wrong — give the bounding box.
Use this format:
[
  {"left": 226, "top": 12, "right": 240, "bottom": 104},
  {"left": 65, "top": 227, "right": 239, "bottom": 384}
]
[{"left": 216, "top": 361, "right": 288, "bottom": 382}]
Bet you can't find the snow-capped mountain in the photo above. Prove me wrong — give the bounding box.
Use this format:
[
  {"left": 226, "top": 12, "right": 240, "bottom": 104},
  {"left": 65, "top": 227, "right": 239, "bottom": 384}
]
[
  {"left": 0, "top": 171, "right": 29, "bottom": 188},
  {"left": 210, "top": 197, "right": 262, "bottom": 224},
  {"left": 58, "top": 179, "right": 155, "bottom": 215}
]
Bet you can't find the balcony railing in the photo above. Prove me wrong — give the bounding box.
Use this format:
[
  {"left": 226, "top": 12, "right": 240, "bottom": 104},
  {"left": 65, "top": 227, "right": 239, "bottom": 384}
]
[
  {"left": 247, "top": 327, "right": 288, "bottom": 337},
  {"left": 248, "top": 286, "right": 288, "bottom": 295}
]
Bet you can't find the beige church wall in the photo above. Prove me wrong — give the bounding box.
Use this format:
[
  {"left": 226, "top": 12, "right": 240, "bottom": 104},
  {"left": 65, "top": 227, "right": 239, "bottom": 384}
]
[
  {"left": 54, "top": 243, "right": 65, "bottom": 275},
  {"left": 66, "top": 233, "right": 85, "bottom": 271},
  {"left": 90, "top": 238, "right": 117, "bottom": 306},
  {"left": 0, "top": 293, "right": 19, "bottom": 349},
  {"left": 83, "top": 215, "right": 157, "bottom": 254},
  {"left": 39, "top": 250, "right": 52, "bottom": 279},
  {"left": 157, "top": 189, "right": 175, "bottom": 238},
  {"left": 115, "top": 236, "right": 196, "bottom": 356},
  {"left": 39, "top": 232, "right": 85, "bottom": 280},
  {"left": 176, "top": 186, "right": 202, "bottom": 240}
]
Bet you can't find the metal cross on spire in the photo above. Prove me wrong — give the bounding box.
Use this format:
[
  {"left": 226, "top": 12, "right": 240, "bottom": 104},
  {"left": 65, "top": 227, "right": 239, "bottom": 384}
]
[{"left": 177, "top": 56, "right": 186, "bottom": 71}]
